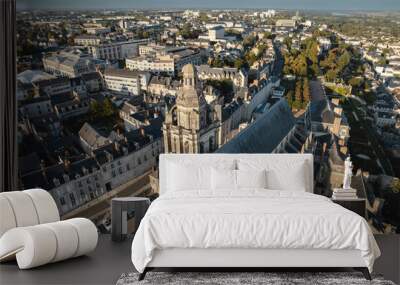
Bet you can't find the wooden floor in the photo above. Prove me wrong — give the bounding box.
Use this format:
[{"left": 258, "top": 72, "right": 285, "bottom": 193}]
[{"left": 0, "top": 234, "right": 398, "bottom": 285}]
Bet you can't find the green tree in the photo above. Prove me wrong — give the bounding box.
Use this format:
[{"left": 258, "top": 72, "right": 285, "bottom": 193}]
[
  {"left": 102, "top": 98, "right": 115, "bottom": 117},
  {"left": 211, "top": 57, "right": 225, "bottom": 68},
  {"left": 89, "top": 101, "right": 101, "bottom": 119},
  {"left": 295, "top": 79, "right": 303, "bottom": 103},
  {"left": 337, "top": 50, "right": 351, "bottom": 72},
  {"left": 325, "top": 69, "right": 338, "bottom": 82},
  {"left": 234, "top": 58, "right": 247, "bottom": 69},
  {"left": 303, "top": 78, "right": 310, "bottom": 102},
  {"left": 199, "top": 12, "right": 209, "bottom": 22},
  {"left": 292, "top": 54, "right": 308, "bottom": 77},
  {"left": 349, "top": 77, "right": 363, "bottom": 88},
  {"left": 286, "top": 90, "right": 294, "bottom": 107}
]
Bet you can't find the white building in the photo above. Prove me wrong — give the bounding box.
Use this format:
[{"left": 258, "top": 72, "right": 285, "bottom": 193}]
[
  {"left": 125, "top": 56, "right": 175, "bottom": 76},
  {"left": 138, "top": 44, "right": 165, "bottom": 56},
  {"left": 89, "top": 39, "right": 149, "bottom": 61},
  {"left": 49, "top": 122, "right": 163, "bottom": 216},
  {"left": 260, "top": 10, "right": 276, "bottom": 18},
  {"left": 83, "top": 23, "right": 111, "bottom": 35},
  {"left": 43, "top": 49, "right": 96, "bottom": 78},
  {"left": 196, "top": 65, "right": 248, "bottom": 88},
  {"left": 126, "top": 47, "right": 202, "bottom": 76},
  {"left": 276, "top": 19, "right": 297, "bottom": 28},
  {"left": 74, "top": 35, "right": 102, "bottom": 46},
  {"left": 318, "top": 37, "right": 332, "bottom": 52},
  {"left": 208, "top": 26, "right": 225, "bottom": 41},
  {"left": 118, "top": 19, "right": 136, "bottom": 30},
  {"left": 165, "top": 47, "right": 203, "bottom": 74},
  {"left": 103, "top": 68, "right": 150, "bottom": 96}
]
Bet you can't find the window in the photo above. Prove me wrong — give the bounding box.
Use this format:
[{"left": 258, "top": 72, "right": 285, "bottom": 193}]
[
  {"left": 69, "top": 193, "right": 76, "bottom": 207},
  {"left": 60, "top": 197, "right": 66, "bottom": 206}
]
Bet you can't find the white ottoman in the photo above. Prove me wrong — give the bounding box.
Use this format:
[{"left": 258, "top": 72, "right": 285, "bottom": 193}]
[
  {"left": 0, "top": 218, "right": 98, "bottom": 269},
  {"left": 0, "top": 189, "right": 98, "bottom": 269}
]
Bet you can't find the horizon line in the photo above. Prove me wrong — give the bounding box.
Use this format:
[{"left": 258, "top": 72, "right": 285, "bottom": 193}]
[{"left": 16, "top": 7, "right": 400, "bottom": 13}]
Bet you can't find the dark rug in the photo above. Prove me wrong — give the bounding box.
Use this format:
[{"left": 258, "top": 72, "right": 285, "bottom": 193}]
[{"left": 116, "top": 271, "right": 396, "bottom": 285}]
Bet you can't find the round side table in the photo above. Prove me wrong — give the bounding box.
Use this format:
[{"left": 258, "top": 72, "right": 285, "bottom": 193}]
[{"left": 111, "top": 197, "right": 150, "bottom": 242}]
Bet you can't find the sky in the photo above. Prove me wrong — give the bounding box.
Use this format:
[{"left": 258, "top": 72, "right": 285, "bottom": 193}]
[{"left": 16, "top": 0, "right": 400, "bottom": 11}]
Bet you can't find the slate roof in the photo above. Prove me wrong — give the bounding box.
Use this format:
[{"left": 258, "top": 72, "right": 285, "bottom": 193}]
[
  {"left": 35, "top": 77, "right": 70, "bottom": 88},
  {"left": 50, "top": 92, "right": 75, "bottom": 105},
  {"left": 17, "top": 70, "right": 55, "bottom": 84},
  {"left": 217, "top": 99, "right": 295, "bottom": 153},
  {"left": 104, "top": 68, "right": 143, "bottom": 78},
  {"left": 82, "top": 72, "right": 102, "bottom": 81},
  {"left": 79, "top": 122, "right": 111, "bottom": 149}
]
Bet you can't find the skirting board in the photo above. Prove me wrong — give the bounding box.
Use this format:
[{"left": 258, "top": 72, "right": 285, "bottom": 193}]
[{"left": 148, "top": 248, "right": 366, "bottom": 268}]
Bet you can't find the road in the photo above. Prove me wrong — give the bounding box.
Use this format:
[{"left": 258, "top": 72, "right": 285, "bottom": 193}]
[
  {"left": 309, "top": 80, "right": 326, "bottom": 102},
  {"left": 271, "top": 43, "right": 284, "bottom": 77}
]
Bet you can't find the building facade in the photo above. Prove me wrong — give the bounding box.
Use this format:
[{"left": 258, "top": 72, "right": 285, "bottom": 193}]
[
  {"left": 43, "top": 49, "right": 96, "bottom": 78},
  {"left": 163, "top": 64, "right": 220, "bottom": 153},
  {"left": 89, "top": 40, "right": 148, "bottom": 61},
  {"left": 125, "top": 57, "right": 175, "bottom": 76},
  {"left": 103, "top": 68, "right": 150, "bottom": 96},
  {"left": 196, "top": 65, "right": 248, "bottom": 88}
]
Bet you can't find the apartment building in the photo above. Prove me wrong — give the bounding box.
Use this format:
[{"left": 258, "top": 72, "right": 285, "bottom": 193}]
[
  {"left": 89, "top": 39, "right": 149, "bottom": 61},
  {"left": 43, "top": 49, "right": 96, "bottom": 78},
  {"left": 126, "top": 47, "right": 202, "bottom": 76},
  {"left": 83, "top": 23, "right": 111, "bottom": 35},
  {"left": 103, "top": 68, "right": 150, "bottom": 96},
  {"left": 74, "top": 35, "right": 102, "bottom": 46},
  {"left": 125, "top": 56, "right": 175, "bottom": 76},
  {"left": 44, "top": 121, "right": 163, "bottom": 215}
]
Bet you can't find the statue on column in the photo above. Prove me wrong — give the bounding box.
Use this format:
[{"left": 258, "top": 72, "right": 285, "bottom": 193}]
[{"left": 343, "top": 156, "right": 353, "bottom": 190}]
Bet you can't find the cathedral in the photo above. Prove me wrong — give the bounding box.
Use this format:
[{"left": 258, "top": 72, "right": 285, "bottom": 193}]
[{"left": 163, "top": 64, "right": 220, "bottom": 153}]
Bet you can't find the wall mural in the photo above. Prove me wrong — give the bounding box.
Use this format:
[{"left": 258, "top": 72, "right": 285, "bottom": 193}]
[{"left": 16, "top": 3, "right": 400, "bottom": 234}]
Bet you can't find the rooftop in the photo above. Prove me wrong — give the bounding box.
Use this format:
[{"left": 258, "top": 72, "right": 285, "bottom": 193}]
[
  {"left": 104, "top": 68, "right": 145, "bottom": 79},
  {"left": 217, "top": 99, "right": 295, "bottom": 153}
]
